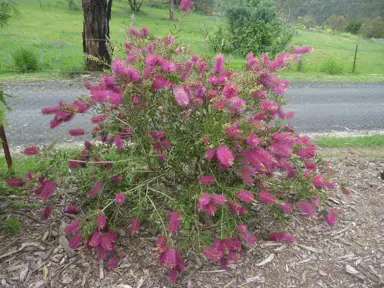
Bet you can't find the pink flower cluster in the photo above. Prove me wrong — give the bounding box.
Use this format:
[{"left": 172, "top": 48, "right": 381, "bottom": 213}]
[{"left": 203, "top": 237, "right": 242, "bottom": 268}]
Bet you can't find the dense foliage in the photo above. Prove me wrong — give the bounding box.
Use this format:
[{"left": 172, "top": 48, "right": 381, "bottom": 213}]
[
  {"left": 218, "top": 0, "right": 293, "bottom": 56},
  {"left": 360, "top": 17, "right": 384, "bottom": 38},
  {"left": 344, "top": 19, "right": 363, "bottom": 34},
  {"left": 6, "top": 1, "right": 349, "bottom": 283}
]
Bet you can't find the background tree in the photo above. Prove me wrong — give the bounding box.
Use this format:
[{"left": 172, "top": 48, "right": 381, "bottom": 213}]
[
  {"left": 324, "top": 15, "right": 347, "bottom": 31},
  {"left": 0, "top": 0, "right": 20, "bottom": 28},
  {"left": 82, "top": 0, "right": 113, "bottom": 71},
  {"left": 128, "top": 0, "right": 144, "bottom": 12}
]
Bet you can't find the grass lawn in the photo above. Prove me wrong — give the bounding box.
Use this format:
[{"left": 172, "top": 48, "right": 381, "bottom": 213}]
[
  {"left": 313, "top": 134, "right": 384, "bottom": 148},
  {"left": 0, "top": 0, "right": 383, "bottom": 81}
]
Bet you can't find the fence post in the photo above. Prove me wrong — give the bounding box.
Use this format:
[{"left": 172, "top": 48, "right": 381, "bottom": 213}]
[
  {"left": 298, "top": 44, "right": 303, "bottom": 72},
  {"left": 352, "top": 44, "right": 358, "bottom": 73}
]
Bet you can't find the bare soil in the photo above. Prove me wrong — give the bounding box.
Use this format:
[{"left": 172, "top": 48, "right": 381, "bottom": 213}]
[{"left": 1, "top": 150, "right": 383, "bottom": 288}]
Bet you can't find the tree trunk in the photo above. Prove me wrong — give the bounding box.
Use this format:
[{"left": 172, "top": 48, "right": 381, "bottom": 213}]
[
  {"left": 169, "top": 0, "right": 174, "bottom": 20},
  {"left": 82, "top": 0, "right": 113, "bottom": 71}
]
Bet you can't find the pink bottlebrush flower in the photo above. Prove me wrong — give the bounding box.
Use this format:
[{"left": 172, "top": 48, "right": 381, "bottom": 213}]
[
  {"left": 312, "top": 175, "right": 334, "bottom": 188},
  {"left": 118, "top": 247, "right": 125, "bottom": 261},
  {"left": 162, "top": 60, "right": 177, "bottom": 73},
  {"left": 91, "top": 114, "right": 106, "bottom": 124},
  {"left": 304, "top": 161, "right": 317, "bottom": 170},
  {"left": 88, "top": 181, "right": 104, "bottom": 197},
  {"left": 41, "top": 206, "right": 53, "bottom": 220},
  {"left": 240, "top": 230, "right": 257, "bottom": 245},
  {"left": 149, "top": 130, "right": 166, "bottom": 140},
  {"left": 223, "top": 82, "right": 238, "bottom": 99},
  {"left": 310, "top": 195, "right": 321, "bottom": 207},
  {"left": 156, "top": 235, "right": 168, "bottom": 255},
  {"left": 236, "top": 224, "right": 248, "bottom": 233},
  {"left": 205, "top": 148, "right": 216, "bottom": 160},
  {"left": 201, "top": 136, "right": 210, "bottom": 145},
  {"left": 42, "top": 105, "right": 60, "bottom": 115},
  {"left": 84, "top": 140, "right": 92, "bottom": 150},
  {"left": 297, "top": 201, "right": 315, "bottom": 216},
  {"left": 292, "top": 46, "right": 312, "bottom": 55},
  {"left": 112, "top": 175, "right": 123, "bottom": 183},
  {"left": 41, "top": 181, "right": 56, "bottom": 201},
  {"left": 161, "top": 139, "right": 171, "bottom": 150},
  {"left": 237, "top": 189, "right": 255, "bottom": 204},
  {"left": 342, "top": 187, "right": 351, "bottom": 196},
  {"left": 97, "top": 213, "right": 107, "bottom": 230},
  {"left": 269, "top": 232, "right": 283, "bottom": 242},
  {"left": 69, "top": 232, "right": 82, "bottom": 249},
  {"left": 198, "top": 194, "right": 211, "bottom": 206},
  {"left": 167, "top": 211, "right": 180, "bottom": 233},
  {"left": 6, "top": 178, "right": 24, "bottom": 187},
  {"left": 126, "top": 53, "right": 137, "bottom": 63},
  {"left": 168, "top": 268, "right": 178, "bottom": 283},
  {"left": 247, "top": 134, "right": 260, "bottom": 147},
  {"left": 228, "top": 200, "right": 247, "bottom": 215},
  {"left": 100, "top": 233, "right": 113, "bottom": 251},
  {"left": 69, "top": 159, "right": 82, "bottom": 169},
  {"left": 164, "top": 248, "right": 185, "bottom": 269},
  {"left": 88, "top": 231, "right": 100, "bottom": 247},
  {"left": 212, "top": 194, "right": 227, "bottom": 205},
  {"left": 259, "top": 190, "right": 276, "bottom": 204},
  {"left": 114, "top": 136, "right": 123, "bottom": 150},
  {"left": 281, "top": 232, "right": 296, "bottom": 245},
  {"left": 111, "top": 58, "right": 125, "bottom": 73},
  {"left": 158, "top": 153, "right": 167, "bottom": 162},
  {"left": 128, "top": 26, "right": 140, "bottom": 37},
  {"left": 173, "top": 85, "right": 190, "bottom": 108},
  {"left": 130, "top": 218, "right": 140, "bottom": 233},
  {"left": 26, "top": 172, "right": 33, "bottom": 180},
  {"left": 140, "top": 26, "right": 149, "bottom": 37},
  {"left": 69, "top": 129, "right": 85, "bottom": 136},
  {"left": 115, "top": 192, "right": 125, "bottom": 205},
  {"left": 278, "top": 203, "right": 293, "bottom": 214},
  {"left": 72, "top": 100, "right": 88, "bottom": 113},
  {"left": 296, "top": 147, "right": 316, "bottom": 159},
  {"left": 64, "top": 203, "right": 79, "bottom": 214},
  {"left": 106, "top": 255, "right": 117, "bottom": 270},
  {"left": 199, "top": 175, "right": 215, "bottom": 185},
  {"left": 216, "top": 145, "right": 234, "bottom": 168},
  {"left": 227, "top": 97, "right": 246, "bottom": 114},
  {"left": 24, "top": 145, "right": 38, "bottom": 155},
  {"left": 196, "top": 58, "right": 208, "bottom": 71},
  {"left": 252, "top": 90, "right": 267, "bottom": 99},
  {"left": 96, "top": 246, "right": 107, "bottom": 261},
  {"left": 203, "top": 246, "right": 223, "bottom": 262},
  {"left": 65, "top": 219, "right": 80, "bottom": 235},
  {"left": 324, "top": 213, "right": 337, "bottom": 226},
  {"left": 213, "top": 54, "right": 224, "bottom": 74}
]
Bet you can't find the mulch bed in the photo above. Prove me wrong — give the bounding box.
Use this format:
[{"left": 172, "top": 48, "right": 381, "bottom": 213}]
[{"left": 1, "top": 151, "right": 383, "bottom": 288}]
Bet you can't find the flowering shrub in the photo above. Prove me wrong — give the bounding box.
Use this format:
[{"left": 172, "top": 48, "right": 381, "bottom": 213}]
[{"left": 6, "top": 2, "right": 349, "bottom": 283}]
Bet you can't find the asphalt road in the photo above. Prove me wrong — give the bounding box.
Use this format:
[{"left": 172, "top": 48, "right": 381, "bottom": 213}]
[{"left": 2, "top": 81, "right": 384, "bottom": 147}]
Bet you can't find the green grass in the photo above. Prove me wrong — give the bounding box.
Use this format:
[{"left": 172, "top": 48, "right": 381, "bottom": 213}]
[
  {"left": 314, "top": 135, "right": 384, "bottom": 148},
  {"left": 0, "top": 0, "right": 383, "bottom": 82}
]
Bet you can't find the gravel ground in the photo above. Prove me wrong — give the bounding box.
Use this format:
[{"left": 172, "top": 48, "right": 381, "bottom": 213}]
[{"left": 0, "top": 151, "right": 383, "bottom": 288}]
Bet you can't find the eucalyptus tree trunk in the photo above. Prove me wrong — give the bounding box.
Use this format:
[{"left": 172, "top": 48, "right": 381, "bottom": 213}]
[
  {"left": 169, "top": 0, "right": 174, "bottom": 20},
  {"left": 82, "top": 0, "right": 113, "bottom": 71}
]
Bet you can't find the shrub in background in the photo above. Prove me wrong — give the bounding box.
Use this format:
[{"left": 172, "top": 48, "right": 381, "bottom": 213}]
[
  {"left": 12, "top": 47, "right": 40, "bottom": 72},
  {"left": 6, "top": 1, "right": 348, "bottom": 283},
  {"left": 225, "top": 0, "right": 293, "bottom": 57},
  {"left": 344, "top": 19, "right": 362, "bottom": 35},
  {"left": 297, "top": 15, "right": 317, "bottom": 29},
  {"left": 321, "top": 57, "right": 344, "bottom": 74},
  {"left": 208, "top": 26, "right": 233, "bottom": 53},
  {"left": 360, "top": 17, "right": 384, "bottom": 39}
]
